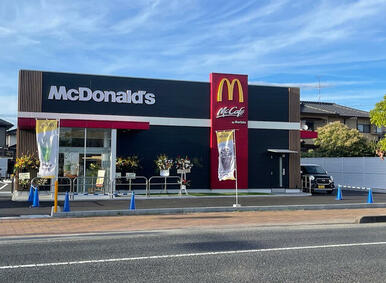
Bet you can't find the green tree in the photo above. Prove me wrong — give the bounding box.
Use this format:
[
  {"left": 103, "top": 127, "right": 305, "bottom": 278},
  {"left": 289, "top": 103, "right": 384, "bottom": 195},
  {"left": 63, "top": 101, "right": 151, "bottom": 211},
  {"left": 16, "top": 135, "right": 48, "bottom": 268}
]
[
  {"left": 370, "top": 94, "right": 386, "bottom": 155},
  {"left": 304, "top": 121, "right": 375, "bottom": 157}
]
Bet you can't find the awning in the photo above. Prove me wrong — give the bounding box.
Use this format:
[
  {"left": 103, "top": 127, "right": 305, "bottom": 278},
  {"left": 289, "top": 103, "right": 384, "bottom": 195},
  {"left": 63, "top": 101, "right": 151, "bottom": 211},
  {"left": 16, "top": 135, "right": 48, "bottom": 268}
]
[
  {"left": 300, "top": 130, "right": 318, "bottom": 139},
  {"left": 18, "top": 118, "right": 150, "bottom": 130},
  {"left": 267, "top": 149, "right": 298, "bottom": 154}
]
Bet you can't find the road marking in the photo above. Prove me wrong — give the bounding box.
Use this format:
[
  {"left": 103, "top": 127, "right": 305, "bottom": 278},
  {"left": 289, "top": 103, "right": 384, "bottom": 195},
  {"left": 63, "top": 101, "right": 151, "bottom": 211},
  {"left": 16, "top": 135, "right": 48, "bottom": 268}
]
[{"left": 1, "top": 241, "right": 386, "bottom": 270}]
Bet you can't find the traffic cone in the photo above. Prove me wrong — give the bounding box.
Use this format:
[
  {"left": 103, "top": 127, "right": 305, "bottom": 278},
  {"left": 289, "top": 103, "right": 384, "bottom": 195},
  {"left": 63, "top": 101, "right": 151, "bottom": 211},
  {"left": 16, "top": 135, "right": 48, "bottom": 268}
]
[
  {"left": 63, "top": 192, "right": 70, "bottom": 212},
  {"left": 28, "top": 185, "right": 34, "bottom": 203},
  {"left": 336, "top": 185, "right": 343, "bottom": 200},
  {"left": 32, "top": 187, "right": 39, "bottom": 207},
  {"left": 129, "top": 192, "right": 135, "bottom": 210},
  {"left": 367, "top": 188, "right": 374, "bottom": 204}
]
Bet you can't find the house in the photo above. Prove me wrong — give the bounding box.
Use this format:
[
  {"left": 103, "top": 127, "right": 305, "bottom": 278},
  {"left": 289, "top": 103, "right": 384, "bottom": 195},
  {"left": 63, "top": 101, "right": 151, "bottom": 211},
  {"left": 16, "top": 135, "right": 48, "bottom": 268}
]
[
  {"left": 300, "top": 101, "right": 382, "bottom": 151},
  {"left": 0, "top": 119, "right": 14, "bottom": 156}
]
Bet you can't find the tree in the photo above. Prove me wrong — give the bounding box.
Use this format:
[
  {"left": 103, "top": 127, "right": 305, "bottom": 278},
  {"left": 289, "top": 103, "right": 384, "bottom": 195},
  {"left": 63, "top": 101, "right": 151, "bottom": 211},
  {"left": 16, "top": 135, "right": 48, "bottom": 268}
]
[
  {"left": 303, "top": 121, "right": 375, "bottom": 157},
  {"left": 370, "top": 94, "right": 386, "bottom": 155}
]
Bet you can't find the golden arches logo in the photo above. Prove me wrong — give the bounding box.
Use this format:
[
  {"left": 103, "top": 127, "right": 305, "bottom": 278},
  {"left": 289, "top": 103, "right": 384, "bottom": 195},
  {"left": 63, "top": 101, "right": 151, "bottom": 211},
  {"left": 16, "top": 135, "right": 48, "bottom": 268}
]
[{"left": 217, "top": 78, "right": 244, "bottom": 103}]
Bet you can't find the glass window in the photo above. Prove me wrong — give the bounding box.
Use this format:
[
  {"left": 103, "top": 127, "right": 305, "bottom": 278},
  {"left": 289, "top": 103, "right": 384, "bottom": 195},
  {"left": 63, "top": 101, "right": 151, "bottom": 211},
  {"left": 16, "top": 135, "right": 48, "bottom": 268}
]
[
  {"left": 358, "top": 124, "right": 370, "bottom": 133},
  {"left": 86, "top": 128, "right": 111, "bottom": 148},
  {"left": 301, "top": 165, "right": 326, "bottom": 175},
  {"left": 60, "top": 128, "right": 85, "bottom": 147}
]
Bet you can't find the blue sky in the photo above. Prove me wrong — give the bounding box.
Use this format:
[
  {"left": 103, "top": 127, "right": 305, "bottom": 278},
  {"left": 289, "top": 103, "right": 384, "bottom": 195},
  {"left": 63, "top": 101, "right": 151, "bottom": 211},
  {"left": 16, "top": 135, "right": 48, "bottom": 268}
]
[{"left": 1, "top": 0, "right": 386, "bottom": 127}]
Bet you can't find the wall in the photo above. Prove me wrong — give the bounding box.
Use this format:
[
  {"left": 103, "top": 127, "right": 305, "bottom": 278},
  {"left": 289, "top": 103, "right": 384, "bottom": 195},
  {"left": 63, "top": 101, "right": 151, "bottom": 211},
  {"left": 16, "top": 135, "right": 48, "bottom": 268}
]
[
  {"left": 301, "top": 157, "right": 386, "bottom": 189},
  {"left": 117, "top": 126, "right": 210, "bottom": 189}
]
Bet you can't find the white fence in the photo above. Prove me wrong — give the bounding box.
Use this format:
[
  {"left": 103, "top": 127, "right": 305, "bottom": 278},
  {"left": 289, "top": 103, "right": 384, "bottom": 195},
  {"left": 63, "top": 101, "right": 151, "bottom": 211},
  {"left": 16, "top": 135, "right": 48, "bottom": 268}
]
[{"left": 301, "top": 157, "right": 386, "bottom": 190}]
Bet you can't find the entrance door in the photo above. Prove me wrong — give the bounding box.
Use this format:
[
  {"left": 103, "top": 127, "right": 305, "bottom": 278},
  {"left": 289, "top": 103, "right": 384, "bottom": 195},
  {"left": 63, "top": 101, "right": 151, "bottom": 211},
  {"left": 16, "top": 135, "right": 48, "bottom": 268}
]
[
  {"left": 270, "top": 154, "right": 288, "bottom": 188},
  {"left": 59, "top": 128, "right": 112, "bottom": 193}
]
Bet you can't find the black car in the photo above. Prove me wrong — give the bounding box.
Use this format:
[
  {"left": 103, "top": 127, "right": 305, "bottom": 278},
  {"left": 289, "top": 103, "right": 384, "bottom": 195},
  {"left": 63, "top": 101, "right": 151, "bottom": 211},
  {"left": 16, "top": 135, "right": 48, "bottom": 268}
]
[{"left": 301, "top": 164, "right": 335, "bottom": 194}]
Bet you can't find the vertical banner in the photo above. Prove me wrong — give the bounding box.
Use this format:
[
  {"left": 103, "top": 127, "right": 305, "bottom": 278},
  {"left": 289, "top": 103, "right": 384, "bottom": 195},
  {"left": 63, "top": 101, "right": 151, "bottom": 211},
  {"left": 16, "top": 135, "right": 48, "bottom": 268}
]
[
  {"left": 210, "top": 73, "right": 248, "bottom": 189},
  {"left": 216, "top": 130, "right": 235, "bottom": 181},
  {"left": 36, "top": 120, "right": 58, "bottom": 178}
]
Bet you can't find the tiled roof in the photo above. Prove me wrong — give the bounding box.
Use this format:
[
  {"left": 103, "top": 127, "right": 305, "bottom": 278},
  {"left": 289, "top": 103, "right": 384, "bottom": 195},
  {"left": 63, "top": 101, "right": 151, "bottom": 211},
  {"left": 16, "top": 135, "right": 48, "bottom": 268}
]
[
  {"left": 0, "top": 119, "right": 13, "bottom": 129},
  {"left": 300, "top": 101, "right": 369, "bottom": 118}
]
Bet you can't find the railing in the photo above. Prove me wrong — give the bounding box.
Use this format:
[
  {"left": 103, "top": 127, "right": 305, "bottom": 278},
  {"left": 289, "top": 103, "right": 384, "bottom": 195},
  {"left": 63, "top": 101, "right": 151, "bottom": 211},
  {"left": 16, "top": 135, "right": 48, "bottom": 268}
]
[
  {"left": 113, "top": 176, "right": 148, "bottom": 196},
  {"left": 30, "top": 176, "right": 72, "bottom": 193},
  {"left": 148, "top": 176, "right": 181, "bottom": 196},
  {"left": 73, "top": 176, "right": 110, "bottom": 195}
]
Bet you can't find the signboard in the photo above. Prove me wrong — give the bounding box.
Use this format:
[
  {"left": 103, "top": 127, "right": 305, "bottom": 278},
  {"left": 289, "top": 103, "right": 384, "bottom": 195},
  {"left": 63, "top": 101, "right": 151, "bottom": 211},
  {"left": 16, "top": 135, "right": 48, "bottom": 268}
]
[
  {"left": 19, "top": 172, "right": 30, "bottom": 180},
  {"left": 126, "top": 173, "right": 136, "bottom": 179},
  {"left": 177, "top": 169, "right": 191, "bottom": 174},
  {"left": 96, "top": 170, "right": 105, "bottom": 187},
  {"left": 210, "top": 73, "right": 248, "bottom": 189}
]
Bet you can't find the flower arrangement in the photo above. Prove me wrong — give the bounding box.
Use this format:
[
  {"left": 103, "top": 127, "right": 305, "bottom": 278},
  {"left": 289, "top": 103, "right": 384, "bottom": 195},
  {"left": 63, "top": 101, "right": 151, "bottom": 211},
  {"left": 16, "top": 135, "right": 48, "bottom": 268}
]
[
  {"left": 175, "top": 156, "right": 194, "bottom": 170},
  {"left": 14, "top": 154, "right": 40, "bottom": 190},
  {"left": 116, "top": 155, "right": 140, "bottom": 172},
  {"left": 181, "top": 179, "right": 191, "bottom": 187},
  {"left": 14, "top": 154, "right": 39, "bottom": 173},
  {"left": 155, "top": 154, "right": 173, "bottom": 170}
]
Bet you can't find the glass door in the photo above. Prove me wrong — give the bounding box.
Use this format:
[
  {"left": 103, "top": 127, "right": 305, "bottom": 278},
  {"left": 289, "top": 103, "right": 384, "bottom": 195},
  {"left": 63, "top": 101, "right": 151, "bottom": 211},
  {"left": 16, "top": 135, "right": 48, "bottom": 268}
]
[{"left": 59, "top": 128, "right": 111, "bottom": 194}]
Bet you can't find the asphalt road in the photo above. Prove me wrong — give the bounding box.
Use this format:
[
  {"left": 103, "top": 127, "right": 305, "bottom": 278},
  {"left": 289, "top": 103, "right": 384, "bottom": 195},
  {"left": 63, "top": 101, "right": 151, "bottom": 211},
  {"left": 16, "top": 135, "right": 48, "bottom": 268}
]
[
  {"left": 1, "top": 190, "right": 386, "bottom": 217},
  {"left": 0, "top": 223, "right": 385, "bottom": 282}
]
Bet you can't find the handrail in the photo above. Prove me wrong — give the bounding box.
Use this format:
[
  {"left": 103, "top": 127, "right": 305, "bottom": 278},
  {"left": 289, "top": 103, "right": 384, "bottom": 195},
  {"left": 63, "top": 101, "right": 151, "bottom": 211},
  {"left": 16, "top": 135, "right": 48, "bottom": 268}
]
[{"left": 148, "top": 176, "right": 181, "bottom": 196}]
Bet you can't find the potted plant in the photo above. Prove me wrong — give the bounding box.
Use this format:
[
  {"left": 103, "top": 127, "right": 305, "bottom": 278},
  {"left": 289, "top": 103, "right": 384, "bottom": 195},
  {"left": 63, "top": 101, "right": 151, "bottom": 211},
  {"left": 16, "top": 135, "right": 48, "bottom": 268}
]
[{"left": 155, "top": 154, "right": 173, "bottom": 176}]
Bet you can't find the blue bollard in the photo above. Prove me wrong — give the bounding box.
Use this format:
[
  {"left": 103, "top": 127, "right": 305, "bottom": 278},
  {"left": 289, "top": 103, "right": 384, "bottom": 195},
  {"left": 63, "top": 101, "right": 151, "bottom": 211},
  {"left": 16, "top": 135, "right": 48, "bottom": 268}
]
[
  {"left": 336, "top": 185, "right": 343, "bottom": 200},
  {"left": 32, "top": 187, "right": 39, "bottom": 207},
  {"left": 63, "top": 191, "right": 70, "bottom": 212},
  {"left": 367, "top": 188, "right": 374, "bottom": 204},
  {"left": 28, "top": 185, "right": 34, "bottom": 203},
  {"left": 129, "top": 192, "right": 136, "bottom": 210}
]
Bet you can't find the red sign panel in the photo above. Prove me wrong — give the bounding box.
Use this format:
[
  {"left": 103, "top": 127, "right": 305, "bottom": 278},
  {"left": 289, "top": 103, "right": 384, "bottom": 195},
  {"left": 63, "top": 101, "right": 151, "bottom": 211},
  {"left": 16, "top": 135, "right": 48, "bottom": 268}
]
[{"left": 210, "top": 73, "right": 248, "bottom": 189}]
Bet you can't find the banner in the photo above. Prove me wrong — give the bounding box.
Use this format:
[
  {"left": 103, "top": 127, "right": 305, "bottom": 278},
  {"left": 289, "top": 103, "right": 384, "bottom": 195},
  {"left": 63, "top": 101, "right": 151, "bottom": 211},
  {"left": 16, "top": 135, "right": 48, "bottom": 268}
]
[
  {"left": 216, "top": 130, "right": 235, "bottom": 181},
  {"left": 36, "top": 120, "right": 59, "bottom": 178}
]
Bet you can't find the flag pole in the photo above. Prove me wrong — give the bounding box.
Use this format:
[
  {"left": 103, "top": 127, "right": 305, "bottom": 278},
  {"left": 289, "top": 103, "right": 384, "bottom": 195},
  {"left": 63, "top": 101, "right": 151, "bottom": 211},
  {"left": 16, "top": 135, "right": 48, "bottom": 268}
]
[{"left": 233, "top": 129, "right": 240, "bottom": 207}]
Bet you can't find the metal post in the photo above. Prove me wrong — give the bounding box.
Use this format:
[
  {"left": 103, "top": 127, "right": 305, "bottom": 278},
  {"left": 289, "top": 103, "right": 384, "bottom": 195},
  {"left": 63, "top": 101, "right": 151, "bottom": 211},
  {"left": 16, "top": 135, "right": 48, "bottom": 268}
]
[
  {"left": 233, "top": 130, "right": 240, "bottom": 208},
  {"left": 54, "top": 180, "right": 58, "bottom": 213}
]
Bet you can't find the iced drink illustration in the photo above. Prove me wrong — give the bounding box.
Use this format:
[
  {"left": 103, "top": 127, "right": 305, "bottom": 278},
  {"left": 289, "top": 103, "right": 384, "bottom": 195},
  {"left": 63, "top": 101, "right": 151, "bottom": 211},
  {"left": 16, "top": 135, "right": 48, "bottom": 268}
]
[{"left": 220, "top": 146, "right": 232, "bottom": 172}]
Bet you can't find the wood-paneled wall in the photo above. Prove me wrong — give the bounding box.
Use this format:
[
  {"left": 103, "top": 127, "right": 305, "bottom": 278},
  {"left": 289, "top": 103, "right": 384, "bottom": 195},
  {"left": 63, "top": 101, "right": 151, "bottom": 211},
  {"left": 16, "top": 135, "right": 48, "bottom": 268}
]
[
  {"left": 17, "top": 70, "right": 42, "bottom": 158},
  {"left": 18, "top": 70, "right": 42, "bottom": 112},
  {"left": 288, "top": 88, "right": 300, "bottom": 189}
]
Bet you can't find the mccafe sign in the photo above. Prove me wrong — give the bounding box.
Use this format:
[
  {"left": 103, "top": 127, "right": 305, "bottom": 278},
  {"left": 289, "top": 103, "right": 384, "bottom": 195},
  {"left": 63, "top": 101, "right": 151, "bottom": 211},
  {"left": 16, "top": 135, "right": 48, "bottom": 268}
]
[
  {"left": 210, "top": 73, "right": 249, "bottom": 189},
  {"left": 48, "top": 86, "right": 156, "bottom": 105}
]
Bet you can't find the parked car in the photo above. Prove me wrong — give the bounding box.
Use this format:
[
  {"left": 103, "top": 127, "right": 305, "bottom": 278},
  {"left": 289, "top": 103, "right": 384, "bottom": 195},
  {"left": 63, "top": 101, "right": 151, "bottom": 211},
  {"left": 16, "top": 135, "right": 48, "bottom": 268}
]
[{"left": 301, "top": 164, "right": 335, "bottom": 194}]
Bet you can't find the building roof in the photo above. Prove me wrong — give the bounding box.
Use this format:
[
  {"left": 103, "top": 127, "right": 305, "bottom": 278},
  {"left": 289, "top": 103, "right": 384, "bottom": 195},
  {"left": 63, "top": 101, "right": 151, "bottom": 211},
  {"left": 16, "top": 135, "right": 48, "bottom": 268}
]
[
  {"left": 0, "top": 119, "right": 13, "bottom": 130},
  {"left": 300, "top": 101, "right": 369, "bottom": 118}
]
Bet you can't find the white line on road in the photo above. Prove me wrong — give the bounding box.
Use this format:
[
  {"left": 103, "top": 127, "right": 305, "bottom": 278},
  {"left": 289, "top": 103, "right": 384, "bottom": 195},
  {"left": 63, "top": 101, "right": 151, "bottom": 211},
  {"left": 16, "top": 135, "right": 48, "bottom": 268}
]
[{"left": 1, "top": 241, "right": 386, "bottom": 270}]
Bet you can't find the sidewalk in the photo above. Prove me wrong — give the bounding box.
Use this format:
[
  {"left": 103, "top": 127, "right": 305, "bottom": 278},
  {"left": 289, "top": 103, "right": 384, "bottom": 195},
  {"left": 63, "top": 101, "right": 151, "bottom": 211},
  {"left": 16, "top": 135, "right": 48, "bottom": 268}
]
[{"left": 1, "top": 208, "right": 386, "bottom": 237}]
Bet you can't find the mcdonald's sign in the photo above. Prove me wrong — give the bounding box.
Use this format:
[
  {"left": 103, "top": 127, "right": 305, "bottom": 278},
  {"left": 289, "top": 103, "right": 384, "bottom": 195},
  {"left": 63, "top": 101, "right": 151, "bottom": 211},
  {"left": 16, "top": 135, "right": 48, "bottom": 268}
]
[
  {"left": 217, "top": 78, "right": 244, "bottom": 103},
  {"left": 210, "top": 73, "right": 248, "bottom": 190}
]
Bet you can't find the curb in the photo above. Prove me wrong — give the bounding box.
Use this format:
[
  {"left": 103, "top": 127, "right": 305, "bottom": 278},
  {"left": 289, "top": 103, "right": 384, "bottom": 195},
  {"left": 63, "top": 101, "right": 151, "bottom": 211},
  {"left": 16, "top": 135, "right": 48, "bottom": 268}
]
[
  {"left": 52, "top": 202, "right": 386, "bottom": 218},
  {"left": 358, "top": 215, "right": 386, "bottom": 223}
]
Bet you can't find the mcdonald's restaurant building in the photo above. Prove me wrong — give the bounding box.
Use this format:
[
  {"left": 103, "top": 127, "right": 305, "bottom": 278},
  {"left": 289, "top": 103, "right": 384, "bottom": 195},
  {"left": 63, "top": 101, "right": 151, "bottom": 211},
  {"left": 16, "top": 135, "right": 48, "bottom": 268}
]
[{"left": 17, "top": 70, "right": 300, "bottom": 192}]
